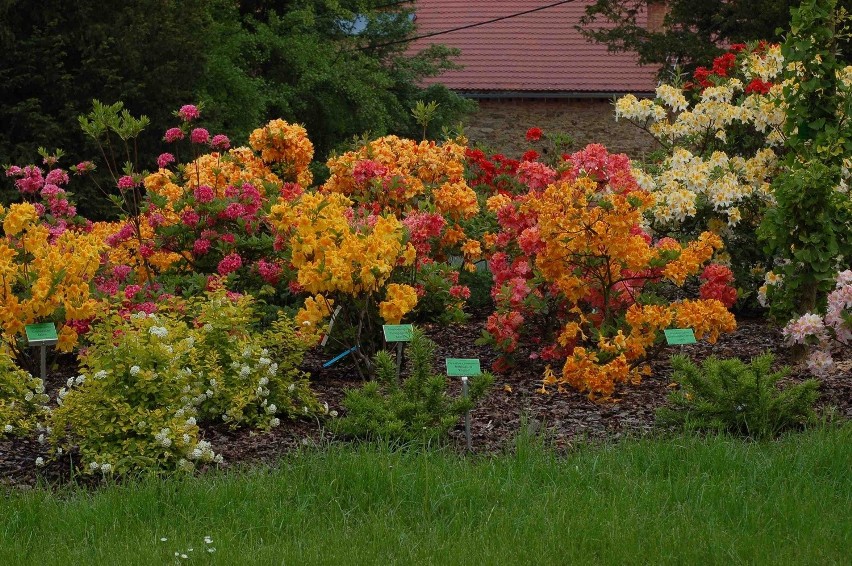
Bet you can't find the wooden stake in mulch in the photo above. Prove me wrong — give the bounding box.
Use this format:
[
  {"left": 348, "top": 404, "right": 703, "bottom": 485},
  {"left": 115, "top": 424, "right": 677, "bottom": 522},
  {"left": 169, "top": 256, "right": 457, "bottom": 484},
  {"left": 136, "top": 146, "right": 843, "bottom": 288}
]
[{"left": 446, "top": 357, "right": 481, "bottom": 453}]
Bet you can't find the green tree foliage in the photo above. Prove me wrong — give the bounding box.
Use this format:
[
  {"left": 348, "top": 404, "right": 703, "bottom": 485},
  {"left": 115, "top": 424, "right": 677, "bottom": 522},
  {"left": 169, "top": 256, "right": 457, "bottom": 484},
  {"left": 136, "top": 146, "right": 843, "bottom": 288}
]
[
  {"left": 758, "top": 0, "right": 852, "bottom": 318},
  {"left": 198, "top": 0, "right": 475, "bottom": 159},
  {"left": 0, "top": 0, "right": 211, "bottom": 218},
  {"left": 1, "top": 0, "right": 473, "bottom": 216},
  {"left": 579, "top": 0, "right": 852, "bottom": 74}
]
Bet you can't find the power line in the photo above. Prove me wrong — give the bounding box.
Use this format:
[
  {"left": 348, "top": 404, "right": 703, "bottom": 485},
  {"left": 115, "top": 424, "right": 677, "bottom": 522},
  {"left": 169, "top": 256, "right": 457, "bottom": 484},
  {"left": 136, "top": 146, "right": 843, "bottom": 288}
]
[{"left": 357, "top": 0, "right": 581, "bottom": 50}]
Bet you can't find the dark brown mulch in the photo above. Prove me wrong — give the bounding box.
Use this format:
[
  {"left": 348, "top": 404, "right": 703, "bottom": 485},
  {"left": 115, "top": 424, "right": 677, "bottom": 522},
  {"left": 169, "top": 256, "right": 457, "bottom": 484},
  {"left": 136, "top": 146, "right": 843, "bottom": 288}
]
[{"left": 2, "top": 315, "right": 849, "bottom": 489}]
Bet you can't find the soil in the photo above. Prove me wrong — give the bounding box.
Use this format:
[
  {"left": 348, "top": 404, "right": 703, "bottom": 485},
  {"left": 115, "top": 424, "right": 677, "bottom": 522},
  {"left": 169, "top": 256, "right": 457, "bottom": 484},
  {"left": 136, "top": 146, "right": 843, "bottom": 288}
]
[{"left": 2, "top": 314, "right": 850, "bottom": 489}]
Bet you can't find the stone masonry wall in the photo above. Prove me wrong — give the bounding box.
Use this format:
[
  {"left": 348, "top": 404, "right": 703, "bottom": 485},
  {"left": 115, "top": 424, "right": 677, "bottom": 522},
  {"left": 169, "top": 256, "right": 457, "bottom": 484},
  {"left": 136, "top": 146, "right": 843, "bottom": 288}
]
[{"left": 461, "top": 98, "right": 659, "bottom": 161}]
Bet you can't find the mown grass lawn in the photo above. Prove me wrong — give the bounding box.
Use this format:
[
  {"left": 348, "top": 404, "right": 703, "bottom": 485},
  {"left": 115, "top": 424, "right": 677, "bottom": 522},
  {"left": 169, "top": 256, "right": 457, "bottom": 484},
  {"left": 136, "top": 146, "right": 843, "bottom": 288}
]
[{"left": 2, "top": 425, "right": 850, "bottom": 565}]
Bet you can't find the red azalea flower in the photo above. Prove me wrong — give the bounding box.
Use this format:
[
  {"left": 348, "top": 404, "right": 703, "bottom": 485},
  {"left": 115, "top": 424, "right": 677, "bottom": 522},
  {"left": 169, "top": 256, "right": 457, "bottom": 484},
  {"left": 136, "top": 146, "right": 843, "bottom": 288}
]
[{"left": 525, "top": 127, "right": 543, "bottom": 142}]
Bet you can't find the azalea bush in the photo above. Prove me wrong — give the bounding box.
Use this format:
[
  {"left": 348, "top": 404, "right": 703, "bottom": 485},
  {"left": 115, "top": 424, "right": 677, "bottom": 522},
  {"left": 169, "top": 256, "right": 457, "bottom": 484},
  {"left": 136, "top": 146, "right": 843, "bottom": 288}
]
[
  {"left": 614, "top": 42, "right": 788, "bottom": 305},
  {"left": 270, "top": 191, "right": 419, "bottom": 373},
  {"left": 481, "top": 143, "right": 736, "bottom": 399},
  {"left": 0, "top": 201, "right": 103, "bottom": 365},
  {"left": 782, "top": 270, "right": 852, "bottom": 375},
  {"left": 48, "top": 291, "right": 319, "bottom": 475}
]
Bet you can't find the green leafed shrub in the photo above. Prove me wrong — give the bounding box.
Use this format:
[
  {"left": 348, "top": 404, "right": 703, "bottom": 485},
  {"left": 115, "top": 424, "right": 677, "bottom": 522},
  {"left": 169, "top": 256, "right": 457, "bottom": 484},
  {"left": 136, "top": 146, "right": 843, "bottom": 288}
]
[
  {"left": 333, "top": 329, "right": 493, "bottom": 443},
  {"left": 657, "top": 353, "right": 820, "bottom": 439},
  {"left": 0, "top": 349, "right": 49, "bottom": 437},
  {"left": 48, "top": 291, "right": 319, "bottom": 475}
]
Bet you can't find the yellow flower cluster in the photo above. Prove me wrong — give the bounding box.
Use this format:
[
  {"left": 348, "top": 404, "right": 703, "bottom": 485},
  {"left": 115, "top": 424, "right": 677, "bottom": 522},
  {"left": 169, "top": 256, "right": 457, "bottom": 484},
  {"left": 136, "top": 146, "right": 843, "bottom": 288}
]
[
  {"left": 378, "top": 283, "right": 419, "bottom": 325},
  {"left": 323, "top": 135, "right": 477, "bottom": 220},
  {"left": 0, "top": 207, "right": 104, "bottom": 350},
  {"left": 270, "top": 192, "right": 416, "bottom": 296},
  {"left": 295, "top": 294, "right": 334, "bottom": 342},
  {"left": 662, "top": 232, "right": 723, "bottom": 285},
  {"left": 248, "top": 119, "right": 314, "bottom": 187}
]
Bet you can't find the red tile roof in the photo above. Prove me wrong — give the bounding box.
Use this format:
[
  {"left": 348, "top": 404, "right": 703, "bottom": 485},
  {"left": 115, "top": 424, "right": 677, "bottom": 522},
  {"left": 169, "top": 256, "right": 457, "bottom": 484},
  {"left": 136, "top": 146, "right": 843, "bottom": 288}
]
[{"left": 410, "top": 0, "right": 658, "bottom": 95}]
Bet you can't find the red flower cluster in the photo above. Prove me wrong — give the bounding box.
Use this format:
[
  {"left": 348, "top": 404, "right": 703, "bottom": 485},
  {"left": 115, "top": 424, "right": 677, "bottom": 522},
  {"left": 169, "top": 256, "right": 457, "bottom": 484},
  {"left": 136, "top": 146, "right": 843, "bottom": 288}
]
[{"left": 699, "top": 264, "right": 737, "bottom": 308}]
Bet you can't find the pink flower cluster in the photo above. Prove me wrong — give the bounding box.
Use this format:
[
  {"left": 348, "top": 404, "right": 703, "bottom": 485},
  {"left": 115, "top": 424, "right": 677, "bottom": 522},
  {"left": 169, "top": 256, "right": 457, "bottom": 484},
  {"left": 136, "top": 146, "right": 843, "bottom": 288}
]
[
  {"left": 352, "top": 159, "right": 389, "bottom": 184},
  {"left": 402, "top": 211, "right": 446, "bottom": 257},
  {"left": 782, "top": 270, "right": 852, "bottom": 376}
]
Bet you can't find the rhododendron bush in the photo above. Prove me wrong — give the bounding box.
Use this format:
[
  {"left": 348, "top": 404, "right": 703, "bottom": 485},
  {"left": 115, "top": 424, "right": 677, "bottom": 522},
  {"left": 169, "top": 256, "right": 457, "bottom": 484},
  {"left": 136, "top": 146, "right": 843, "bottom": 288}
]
[
  {"left": 480, "top": 144, "right": 736, "bottom": 399},
  {"left": 614, "top": 40, "right": 852, "bottom": 309}
]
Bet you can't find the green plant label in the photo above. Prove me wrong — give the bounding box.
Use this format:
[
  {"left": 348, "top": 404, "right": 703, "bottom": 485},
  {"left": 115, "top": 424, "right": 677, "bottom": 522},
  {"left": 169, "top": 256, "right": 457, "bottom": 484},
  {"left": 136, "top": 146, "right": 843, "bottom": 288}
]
[
  {"left": 383, "top": 324, "right": 413, "bottom": 342},
  {"left": 446, "top": 358, "right": 481, "bottom": 377},
  {"left": 664, "top": 328, "right": 696, "bottom": 345},
  {"left": 25, "top": 322, "right": 58, "bottom": 345}
]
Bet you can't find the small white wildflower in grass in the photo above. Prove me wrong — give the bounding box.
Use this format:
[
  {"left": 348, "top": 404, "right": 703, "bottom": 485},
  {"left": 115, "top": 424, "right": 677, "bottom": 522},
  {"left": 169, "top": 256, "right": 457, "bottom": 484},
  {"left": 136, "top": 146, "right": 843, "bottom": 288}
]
[
  {"left": 266, "top": 404, "right": 277, "bottom": 414},
  {"left": 258, "top": 376, "right": 269, "bottom": 387},
  {"left": 213, "top": 454, "right": 224, "bottom": 464},
  {"left": 180, "top": 554, "right": 188, "bottom": 559},
  {"left": 329, "top": 410, "right": 338, "bottom": 418},
  {"left": 3, "top": 424, "right": 13, "bottom": 433},
  {"left": 242, "top": 347, "right": 252, "bottom": 358},
  {"left": 204, "top": 536, "right": 213, "bottom": 545},
  {"left": 175, "top": 408, "right": 185, "bottom": 418},
  {"left": 270, "top": 417, "right": 280, "bottom": 427},
  {"left": 35, "top": 457, "right": 44, "bottom": 467},
  {"left": 258, "top": 357, "right": 271, "bottom": 367},
  {"left": 182, "top": 434, "right": 191, "bottom": 444},
  {"left": 94, "top": 370, "right": 107, "bottom": 380},
  {"left": 66, "top": 377, "right": 74, "bottom": 388},
  {"left": 208, "top": 378, "right": 217, "bottom": 387},
  {"left": 37, "top": 434, "right": 45, "bottom": 444},
  {"left": 130, "top": 366, "right": 141, "bottom": 376},
  {"left": 287, "top": 383, "right": 295, "bottom": 393},
  {"left": 100, "top": 463, "right": 112, "bottom": 473},
  {"left": 89, "top": 461, "right": 99, "bottom": 471},
  {"left": 239, "top": 365, "right": 251, "bottom": 378},
  {"left": 56, "top": 447, "right": 63, "bottom": 455},
  {"left": 205, "top": 389, "right": 213, "bottom": 397},
  {"left": 207, "top": 548, "right": 216, "bottom": 553},
  {"left": 74, "top": 375, "right": 85, "bottom": 385},
  {"left": 203, "top": 323, "right": 213, "bottom": 332},
  {"left": 160, "top": 537, "right": 167, "bottom": 542},
  {"left": 24, "top": 391, "right": 34, "bottom": 402},
  {"left": 186, "top": 417, "right": 196, "bottom": 426}
]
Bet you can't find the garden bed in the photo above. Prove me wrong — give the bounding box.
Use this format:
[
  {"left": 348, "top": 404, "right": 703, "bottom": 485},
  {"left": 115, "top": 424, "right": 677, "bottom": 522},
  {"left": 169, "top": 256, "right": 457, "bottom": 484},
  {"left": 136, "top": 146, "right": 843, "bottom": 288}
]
[{"left": 2, "top": 314, "right": 849, "bottom": 489}]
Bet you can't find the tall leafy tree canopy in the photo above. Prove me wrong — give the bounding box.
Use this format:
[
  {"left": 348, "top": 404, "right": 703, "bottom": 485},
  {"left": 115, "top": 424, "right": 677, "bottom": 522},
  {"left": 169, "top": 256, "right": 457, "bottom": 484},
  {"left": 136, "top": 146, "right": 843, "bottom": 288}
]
[
  {"left": 1, "top": 0, "right": 472, "bottom": 217},
  {"left": 579, "top": 0, "right": 851, "bottom": 74}
]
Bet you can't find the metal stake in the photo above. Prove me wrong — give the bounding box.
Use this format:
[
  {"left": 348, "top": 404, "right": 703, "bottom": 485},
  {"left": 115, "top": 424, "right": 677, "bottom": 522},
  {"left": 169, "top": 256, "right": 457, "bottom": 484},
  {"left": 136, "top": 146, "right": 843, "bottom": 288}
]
[
  {"left": 40, "top": 345, "right": 47, "bottom": 381},
  {"left": 462, "top": 376, "right": 472, "bottom": 452}
]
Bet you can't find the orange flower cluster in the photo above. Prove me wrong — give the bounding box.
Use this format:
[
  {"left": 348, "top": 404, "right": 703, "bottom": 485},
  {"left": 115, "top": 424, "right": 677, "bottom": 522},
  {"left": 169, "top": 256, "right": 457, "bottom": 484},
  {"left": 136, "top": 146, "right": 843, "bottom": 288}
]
[
  {"left": 248, "top": 119, "right": 314, "bottom": 187},
  {"left": 323, "top": 136, "right": 479, "bottom": 255}
]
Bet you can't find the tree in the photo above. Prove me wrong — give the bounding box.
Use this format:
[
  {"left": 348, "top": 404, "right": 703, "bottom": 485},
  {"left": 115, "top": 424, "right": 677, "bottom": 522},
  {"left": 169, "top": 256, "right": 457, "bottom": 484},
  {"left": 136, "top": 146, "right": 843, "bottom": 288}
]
[
  {"left": 0, "top": 0, "right": 212, "bottom": 218},
  {"left": 578, "top": 0, "right": 851, "bottom": 74},
  {"left": 198, "top": 1, "right": 475, "bottom": 160}
]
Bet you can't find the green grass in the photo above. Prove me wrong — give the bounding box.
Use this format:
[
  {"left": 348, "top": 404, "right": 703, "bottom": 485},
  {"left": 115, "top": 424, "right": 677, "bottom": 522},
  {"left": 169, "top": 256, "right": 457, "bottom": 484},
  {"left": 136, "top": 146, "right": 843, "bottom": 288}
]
[{"left": 2, "top": 426, "right": 850, "bottom": 565}]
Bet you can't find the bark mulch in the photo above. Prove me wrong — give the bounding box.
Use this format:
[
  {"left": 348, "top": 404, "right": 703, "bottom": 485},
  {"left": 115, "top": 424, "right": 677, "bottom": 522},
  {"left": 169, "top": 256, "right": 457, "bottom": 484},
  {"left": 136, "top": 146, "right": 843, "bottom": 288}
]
[{"left": 2, "top": 315, "right": 849, "bottom": 489}]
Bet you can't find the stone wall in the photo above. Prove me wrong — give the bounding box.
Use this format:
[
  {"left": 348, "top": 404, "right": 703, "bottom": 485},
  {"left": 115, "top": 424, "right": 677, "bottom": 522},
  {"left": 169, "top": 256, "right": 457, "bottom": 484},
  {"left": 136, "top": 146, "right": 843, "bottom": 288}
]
[{"left": 461, "top": 98, "right": 659, "bottom": 161}]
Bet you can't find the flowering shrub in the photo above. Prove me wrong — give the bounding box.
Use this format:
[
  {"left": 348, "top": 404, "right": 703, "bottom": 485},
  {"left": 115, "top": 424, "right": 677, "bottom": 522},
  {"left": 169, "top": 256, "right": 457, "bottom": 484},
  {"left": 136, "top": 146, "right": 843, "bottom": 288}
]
[
  {"left": 782, "top": 270, "right": 852, "bottom": 376},
  {"left": 270, "top": 191, "right": 419, "bottom": 372},
  {"left": 323, "top": 135, "right": 480, "bottom": 317},
  {"left": 47, "top": 292, "right": 319, "bottom": 475},
  {"left": 614, "top": 43, "right": 789, "bottom": 303},
  {"left": 0, "top": 202, "right": 103, "bottom": 363},
  {"left": 482, "top": 144, "right": 736, "bottom": 399},
  {"left": 0, "top": 349, "right": 49, "bottom": 438}
]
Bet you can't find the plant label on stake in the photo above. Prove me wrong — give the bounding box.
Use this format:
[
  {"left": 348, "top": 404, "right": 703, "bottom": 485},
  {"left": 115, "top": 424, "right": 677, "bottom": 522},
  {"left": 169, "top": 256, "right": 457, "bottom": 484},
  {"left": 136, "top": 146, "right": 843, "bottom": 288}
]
[
  {"left": 383, "top": 324, "right": 413, "bottom": 383},
  {"left": 446, "top": 358, "right": 480, "bottom": 452},
  {"left": 664, "top": 329, "right": 697, "bottom": 345},
  {"left": 25, "top": 322, "right": 58, "bottom": 381}
]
